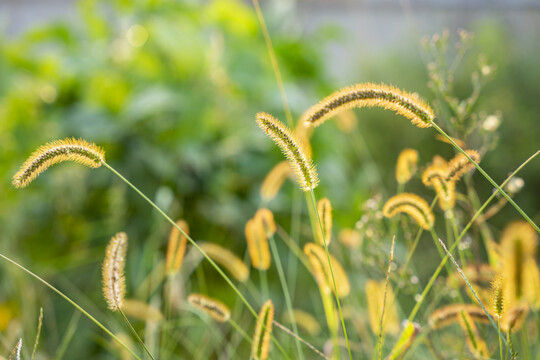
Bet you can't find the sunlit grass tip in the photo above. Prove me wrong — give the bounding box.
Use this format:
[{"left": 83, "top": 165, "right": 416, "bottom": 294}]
[
  {"left": 187, "top": 293, "right": 231, "bottom": 323},
  {"left": 256, "top": 112, "right": 319, "bottom": 191},
  {"left": 12, "top": 137, "right": 105, "bottom": 188},
  {"left": 304, "top": 242, "right": 350, "bottom": 298},
  {"left": 198, "top": 242, "right": 250, "bottom": 282},
  {"left": 251, "top": 299, "right": 274, "bottom": 360},
  {"left": 166, "top": 219, "right": 189, "bottom": 276},
  {"left": 396, "top": 148, "right": 419, "bottom": 184},
  {"left": 301, "top": 82, "right": 434, "bottom": 128},
  {"left": 102, "top": 232, "right": 128, "bottom": 311},
  {"left": 382, "top": 193, "right": 434, "bottom": 230},
  {"left": 8, "top": 338, "right": 22, "bottom": 360}
]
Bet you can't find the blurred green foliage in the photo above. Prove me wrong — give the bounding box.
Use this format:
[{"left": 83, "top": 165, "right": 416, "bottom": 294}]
[{"left": 1, "top": 0, "right": 539, "bottom": 358}]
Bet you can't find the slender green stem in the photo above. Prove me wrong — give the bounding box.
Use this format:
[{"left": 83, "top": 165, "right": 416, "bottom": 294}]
[
  {"left": 31, "top": 307, "right": 43, "bottom": 360},
  {"left": 251, "top": 0, "right": 293, "bottom": 127},
  {"left": 101, "top": 162, "right": 289, "bottom": 360},
  {"left": 259, "top": 269, "right": 269, "bottom": 301},
  {"left": 406, "top": 150, "right": 539, "bottom": 325},
  {"left": 0, "top": 253, "right": 142, "bottom": 360},
  {"left": 228, "top": 318, "right": 253, "bottom": 344},
  {"left": 309, "top": 190, "right": 353, "bottom": 360},
  {"left": 268, "top": 236, "right": 305, "bottom": 359},
  {"left": 376, "top": 236, "right": 395, "bottom": 360},
  {"left": 498, "top": 317, "right": 503, "bottom": 360},
  {"left": 431, "top": 122, "right": 540, "bottom": 233},
  {"left": 55, "top": 311, "right": 81, "bottom": 360},
  {"left": 118, "top": 308, "right": 156, "bottom": 360}
]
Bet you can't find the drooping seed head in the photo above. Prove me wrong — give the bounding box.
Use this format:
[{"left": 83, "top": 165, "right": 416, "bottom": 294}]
[
  {"left": 422, "top": 165, "right": 456, "bottom": 211},
  {"left": 428, "top": 304, "right": 491, "bottom": 330},
  {"left": 445, "top": 150, "right": 481, "bottom": 183},
  {"left": 102, "top": 232, "right": 128, "bottom": 311},
  {"left": 255, "top": 208, "right": 276, "bottom": 238},
  {"left": 251, "top": 299, "right": 274, "bottom": 360},
  {"left": 382, "top": 193, "right": 434, "bottom": 230},
  {"left": 304, "top": 242, "right": 350, "bottom": 298},
  {"left": 187, "top": 293, "right": 231, "bottom": 323},
  {"left": 301, "top": 83, "right": 434, "bottom": 128},
  {"left": 198, "top": 242, "right": 250, "bottom": 282},
  {"left": 13, "top": 138, "right": 105, "bottom": 188},
  {"left": 457, "top": 310, "right": 489, "bottom": 358},
  {"left": 260, "top": 161, "right": 293, "bottom": 201},
  {"left": 165, "top": 220, "right": 189, "bottom": 276},
  {"left": 396, "top": 148, "right": 419, "bottom": 184},
  {"left": 338, "top": 228, "right": 363, "bottom": 248},
  {"left": 245, "top": 217, "right": 271, "bottom": 270},
  {"left": 256, "top": 112, "right": 319, "bottom": 191}
]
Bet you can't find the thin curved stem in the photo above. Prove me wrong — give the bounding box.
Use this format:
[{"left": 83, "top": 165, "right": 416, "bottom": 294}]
[
  {"left": 0, "top": 253, "right": 142, "bottom": 360},
  {"left": 101, "top": 162, "right": 289, "bottom": 360},
  {"left": 118, "top": 308, "right": 156, "bottom": 360}
]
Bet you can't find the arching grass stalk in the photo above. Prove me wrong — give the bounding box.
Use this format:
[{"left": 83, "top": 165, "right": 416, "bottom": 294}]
[
  {"left": 309, "top": 189, "right": 353, "bottom": 360},
  {"left": 405, "top": 150, "right": 539, "bottom": 328},
  {"left": 376, "top": 236, "right": 395, "bottom": 360},
  {"left": 118, "top": 308, "right": 156, "bottom": 360},
  {"left": 0, "top": 253, "right": 142, "bottom": 360},
  {"left": 101, "top": 162, "right": 290, "bottom": 360},
  {"left": 268, "top": 235, "right": 305, "bottom": 359},
  {"left": 431, "top": 122, "right": 540, "bottom": 233},
  {"left": 437, "top": 238, "right": 506, "bottom": 347},
  {"left": 273, "top": 321, "right": 329, "bottom": 360}
]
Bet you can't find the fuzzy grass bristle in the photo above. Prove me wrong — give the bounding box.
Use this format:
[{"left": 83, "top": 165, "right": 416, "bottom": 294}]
[
  {"left": 102, "top": 232, "right": 128, "bottom": 312},
  {"left": 13, "top": 137, "right": 105, "bottom": 188},
  {"left": 304, "top": 242, "right": 350, "bottom": 298},
  {"left": 187, "top": 293, "right": 231, "bottom": 323},
  {"left": 382, "top": 193, "right": 434, "bottom": 230},
  {"left": 256, "top": 112, "right": 319, "bottom": 191},
  {"left": 251, "top": 299, "right": 274, "bottom": 360},
  {"left": 445, "top": 150, "right": 481, "bottom": 182},
  {"left": 491, "top": 275, "right": 505, "bottom": 317},
  {"left": 396, "top": 148, "right": 419, "bottom": 184},
  {"left": 301, "top": 83, "right": 434, "bottom": 128}
]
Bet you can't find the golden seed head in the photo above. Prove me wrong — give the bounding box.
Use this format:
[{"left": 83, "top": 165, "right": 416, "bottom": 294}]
[
  {"left": 365, "top": 279, "right": 400, "bottom": 335},
  {"left": 491, "top": 274, "right": 505, "bottom": 316},
  {"left": 165, "top": 220, "right": 189, "bottom": 276},
  {"left": 245, "top": 217, "right": 271, "bottom": 271},
  {"left": 255, "top": 208, "right": 276, "bottom": 238},
  {"left": 431, "top": 154, "right": 448, "bottom": 168},
  {"left": 396, "top": 148, "right": 419, "bottom": 184},
  {"left": 382, "top": 193, "right": 434, "bottom": 230},
  {"left": 256, "top": 112, "right": 319, "bottom": 191},
  {"left": 422, "top": 165, "right": 456, "bottom": 211},
  {"left": 301, "top": 83, "right": 434, "bottom": 128},
  {"left": 260, "top": 161, "right": 293, "bottom": 201},
  {"left": 428, "top": 304, "right": 490, "bottom": 330},
  {"left": 198, "top": 242, "right": 250, "bottom": 282},
  {"left": 445, "top": 150, "right": 481, "bottom": 183},
  {"left": 102, "top": 232, "right": 128, "bottom": 311},
  {"left": 187, "top": 293, "right": 231, "bottom": 323},
  {"left": 13, "top": 137, "right": 105, "bottom": 188},
  {"left": 316, "top": 198, "right": 333, "bottom": 245},
  {"left": 252, "top": 299, "right": 274, "bottom": 360},
  {"left": 338, "top": 228, "right": 363, "bottom": 248},
  {"left": 304, "top": 242, "right": 350, "bottom": 298},
  {"left": 121, "top": 299, "right": 164, "bottom": 323},
  {"left": 457, "top": 310, "right": 489, "bottom": 358}
]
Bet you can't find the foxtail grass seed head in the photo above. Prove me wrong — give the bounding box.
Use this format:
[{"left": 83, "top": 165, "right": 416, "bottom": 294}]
[
  {"left": 445, "top": 150, "right": 481, "bottom": 182},
  {"left": 304, "top": 242, "right": 350, "bottom": 298},
  {"left": 316, "top": 198, "right": 333, "bottom": 245},
  {"left": 252, "top": 299, "right": 274, "bottom": 360},
  {"left": 121, "top": 299, "right": 164, "bottom": 323},
  {"left": 245, "top": 217, "right": 271, "bottom": 271},
  {"left": 500, "top": 221, "right": 539, "bottom": 307},
  {"left": 422, "top": 165, "right": 456, "bottom": 211},
  {"left": 260, "top": 161, "right": 293, "bottom": 201},
  {"left": 166, "top": 220, "right": 189, "bottom": 276},
  {"left": 301, "top": 83, "right": 434, "bottom": 128},
  {"left": 187, "top": 294, "right": 231, "bottom": 323},
  {"left": 396, "top": 149, "right": 419, "bottom": 184},
  {"left": 102, "top": 232, "right": 128, "bottom": 311},
  {"left": 434, "top": 134, "right": 466, "bottom": 148},
  {"left": 198, "top": 242, "right": 250, "bottom": 282},
  {"left": 382, "top": 193, "right": 434, "bottom": 230},
  {"left": 256, "top": 112, "right": 319, "bottom": 191},
  {"left": 255, "top": 208, "right": 276, "bottom": 238},
  {"left": 365, "top": 279, "right": 400, "bottom": 335},
  {"left": 491, "top": 275, "right": 505, "bottom": 317},
  {"left": 285, "top": 309, "right": 321, "bottom": 336},
  {"left": 338, "top": 228, "right": 363, "bottom": 248},
  {"left": 431, "top": 154, "right": 448, "bottom": 168},
  {"left": 13, "top": 138, "right": 105, "bottom": 188},
  {"left": 428, "top": 304, "right": 491, "bottom": 330}
]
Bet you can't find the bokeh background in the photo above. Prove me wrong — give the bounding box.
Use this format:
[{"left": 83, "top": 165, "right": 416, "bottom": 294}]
[{"left": 1, "top": 0, "right": 539, "bottom": 358}]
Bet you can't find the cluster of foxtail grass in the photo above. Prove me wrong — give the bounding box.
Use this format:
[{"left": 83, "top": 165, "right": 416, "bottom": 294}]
[{"left": 4, "top": 22, "right": 540, "bottom": 360}]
